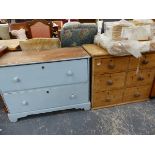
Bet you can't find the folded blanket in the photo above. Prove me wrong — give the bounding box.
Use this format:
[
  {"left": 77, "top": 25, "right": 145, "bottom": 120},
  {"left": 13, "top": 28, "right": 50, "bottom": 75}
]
[{"left": 20, "top": 38, "right": 61, "bottom": 51}]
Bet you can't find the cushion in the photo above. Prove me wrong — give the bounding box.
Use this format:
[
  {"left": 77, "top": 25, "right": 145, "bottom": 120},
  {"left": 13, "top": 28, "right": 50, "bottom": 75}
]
[
  {"left": 19, "top": 38, "right": 61, "bottom": 51},
  {"left": 11, "top": 28, "right": 27, "bottom": 39},
  {"left": 0, "top": 24, "right": 10, "bottom": 40}
]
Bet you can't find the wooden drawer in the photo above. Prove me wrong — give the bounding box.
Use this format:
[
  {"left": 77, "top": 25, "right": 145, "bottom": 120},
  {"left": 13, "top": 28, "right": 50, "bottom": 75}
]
[
  {"left": 93, "top": 72, "right": 126, "bottom": 92},
  {"left": 92, "top": 89, "right": 123, "bottom": 108},
  {"left": 0, "top": 59, "right": 88, "bottom": 92},
  {"left": 3, "top": 83, "right": 89, "bottom": 114},
  {"left": 123, "top": 85, "right": 151, "bottom": 103},
  {"left": 126, "top": 69, "right": 155, "bottom": 87},
  {"left": 93, "top": 57, "right": 129, "bottom": 74},
  {"left": 150, "top": 79, "right": 155, "bottom": 97},
  {"left": 129, "top": 53, "right": 155, "bottom": 70}
]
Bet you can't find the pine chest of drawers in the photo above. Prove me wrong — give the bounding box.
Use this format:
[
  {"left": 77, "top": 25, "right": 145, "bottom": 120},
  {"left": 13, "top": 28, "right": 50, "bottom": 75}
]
[
  {"left": 0, "top": 47, "right": 90, "bottom": 122},
  {"left": 83, "top": 44, "right": 155, "bottom": 109}
]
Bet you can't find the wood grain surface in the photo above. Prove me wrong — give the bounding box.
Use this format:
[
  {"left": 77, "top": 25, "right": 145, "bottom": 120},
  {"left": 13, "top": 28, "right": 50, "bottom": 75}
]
[
  {"left": 84, "top": 44, "right": 155, "bottom": 109},
  {"left": 0, "top": 47, "right": 90, "bottom": 67}
]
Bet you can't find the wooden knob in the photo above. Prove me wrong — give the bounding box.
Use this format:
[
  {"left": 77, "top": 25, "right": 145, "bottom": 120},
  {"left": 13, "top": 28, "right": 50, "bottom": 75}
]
[
  {"left": 96, "top": 62, "right": 101, "bottom": 66},
  {"left": 105, "top": 98, "right": 111, "bottom": 102},
  {"left": 108, "top": 63, "right": 115, "bottom": 69},
  {"left": 107, "top": 80, "right": 113, "bottom": 85},
  {"left": 13, "top": 77, "right": 20, "bottom": 83},
  {"left": 69, "top": 94, "right": 76, "bottom": 99},
  {"left": 141, "top": 59, "right": 149, "bottom": 65},
  {"left": 137, "top": 75, "right": 144, "bottom": 81},
  {"left": 134, "top": 92, "right": 141, "bottom": 98},
  {"left": 22, "top": 100, "right": 28, "bottom": 106},
  {"left": 66, "top": 70, "right": 73, "bottom": 76}
]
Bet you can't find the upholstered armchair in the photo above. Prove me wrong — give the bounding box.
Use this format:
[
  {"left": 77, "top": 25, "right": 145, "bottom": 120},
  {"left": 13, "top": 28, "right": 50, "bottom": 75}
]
[{"left": 60, "top": 22, "right": 97, "bottom": 47}]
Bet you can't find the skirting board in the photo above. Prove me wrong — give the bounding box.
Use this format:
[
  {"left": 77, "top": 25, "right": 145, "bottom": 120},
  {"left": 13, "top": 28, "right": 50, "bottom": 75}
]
[{"left": 8, "top": 102, "right": 91, "bottom": 122}]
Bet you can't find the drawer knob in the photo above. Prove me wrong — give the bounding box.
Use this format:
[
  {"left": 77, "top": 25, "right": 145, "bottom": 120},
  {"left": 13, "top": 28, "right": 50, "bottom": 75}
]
[
  {"left": 96, "top": 62, "right": 101, "bottom": 66},
  {"left": 107, "top": 80, "right": 113, "bottom": 85},
  {"left": 141, "top": 59, "right": 149, "bottom": 65},
  {"left": 13, "top": 77, "right": 20, "bottom": 83},
  {"left": 105, "top": 98, "right": 111, "bottom": 102},
  {"left": 134, "top": 92, "right": 141, "bottom": 98},
  {"left": 137, "top": 76, "right": 144, "bottom": 81},
  {"left": 22, "top": 100, "right": 28, "bottom": 106},
  {"left": 108, "top": 63, "right": 115, "bottom": 69},
  {"left": 66, "top": 70, "right": 73, "bottom": 76},
  {"left": 69, "top": 94, "right": 76, "bottom": 99}
]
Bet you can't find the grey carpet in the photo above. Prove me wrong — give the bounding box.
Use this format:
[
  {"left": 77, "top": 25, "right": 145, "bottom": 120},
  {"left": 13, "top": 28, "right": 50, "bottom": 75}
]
[{"left": 0, "top": 99, "right": 155, "bottom": 135}]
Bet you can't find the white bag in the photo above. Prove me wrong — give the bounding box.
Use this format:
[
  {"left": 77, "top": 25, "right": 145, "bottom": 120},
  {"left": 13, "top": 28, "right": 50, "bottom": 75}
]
[
  {"left": 104, "top": 19, "right": 134, "bottom": 40},
  {"left": 94, "top": 33, "right": 150, "bottom": 58},
  {"left": 121, "top": 25, "right": 151, "bottom": 41}
]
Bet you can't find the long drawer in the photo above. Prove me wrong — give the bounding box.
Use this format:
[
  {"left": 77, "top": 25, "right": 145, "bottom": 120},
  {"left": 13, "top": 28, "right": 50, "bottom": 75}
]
[
  {"left": 0, "top": 59, "right": 88, "bottom": 92},
  {"left": 3, "top": 83, "right": 89, "bottom": 114}
]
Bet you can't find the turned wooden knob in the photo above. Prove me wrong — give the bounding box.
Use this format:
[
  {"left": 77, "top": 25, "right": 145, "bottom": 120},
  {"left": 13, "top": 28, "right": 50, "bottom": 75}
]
[
  {"left": 66, "top": 70, "right": 73, "bottom": 76},
  {"left": 69, "top": 94, "right": 76, "bottom": 99},
  {"left": 96, "top": 62, "right": 101, "bottom": 66},
  {"left": 141, "top": 59, "right": 149, "bottom": 65},
  {"left": 108, "top": 63, "right": 115, "bottom": 69},
  {"left": 107, "top": 80, "right": 113, "bottom": 85},
  {"left": 13, "top": 77, "right": 20, "bottom": 83},
  {"left": 137, "top": 75, "right": 144, "bottom": 81},
  {"left": 105, "top": 98, "right": 111, "bottom": 102},
  {"left": 22, "top": 100, "right": 29, "bottom": 106},
  {"left": 134, "top": 92, "right": 141, "bottom": 98}
]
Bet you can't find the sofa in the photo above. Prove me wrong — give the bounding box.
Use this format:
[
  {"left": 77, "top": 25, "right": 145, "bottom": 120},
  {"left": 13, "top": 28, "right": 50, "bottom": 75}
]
[{"left": 60, "top": 22, "right": 97, "bottom": 47}]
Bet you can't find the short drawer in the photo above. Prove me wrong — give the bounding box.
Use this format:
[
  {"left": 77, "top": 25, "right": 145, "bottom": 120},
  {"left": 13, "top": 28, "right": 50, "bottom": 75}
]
[
  {"left": 126, "top": 69, "right": 155, "bottom": 87},
  {"left": 93, "top": 72, "right": 126, "bottom": 92},
  {"left": 123, "top": 85, "right": 151, "bottom": 103},
  {"left": 93, "top": 56, "right": 129, "bottom": 74},
  {"left": 129, "top": 53, "right": 155, "bottom": 70},
  {"left": 3, "top": 83, "right": 89, "bottom": 114},
  {"left": 92, "top": 89, "right": 123, "bottom": 108},
  {"left": 0, "top": 59, "right": 88, "bottom": 92}
]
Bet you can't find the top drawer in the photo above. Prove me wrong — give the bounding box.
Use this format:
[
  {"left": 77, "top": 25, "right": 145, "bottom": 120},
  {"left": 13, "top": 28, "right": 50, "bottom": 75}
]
[
  {"left": 129, "top": 53, "right": 155, "bottom": 70},
  {"left": 0, "top": 59, "right": 88, "bottom": 92},
  {"left": 93, "top": 57, "right": 129, "bottom": 74}
]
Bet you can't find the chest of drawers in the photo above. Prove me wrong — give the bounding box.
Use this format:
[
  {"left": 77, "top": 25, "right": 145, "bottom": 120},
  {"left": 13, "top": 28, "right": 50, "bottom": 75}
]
[
  {"left": 83, "top": 44, "right": 155, "bottom": 109},
  {"left": 0, "top": 47, "right": 90, "bottom": 122}
]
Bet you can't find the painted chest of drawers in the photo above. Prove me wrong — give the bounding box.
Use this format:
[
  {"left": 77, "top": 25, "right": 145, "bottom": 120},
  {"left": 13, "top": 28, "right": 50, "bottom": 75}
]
[
  {"left": 83, "top": 44, "right": 155, "bottom": 109},
  {"left": 0, "top": 47, "right": 90, "bottom": 122}
]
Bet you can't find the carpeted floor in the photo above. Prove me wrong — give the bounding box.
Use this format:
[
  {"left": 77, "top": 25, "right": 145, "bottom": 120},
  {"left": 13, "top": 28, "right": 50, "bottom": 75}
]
[{"left": 0, "top": 99, "right": 155, "bottom": 135}]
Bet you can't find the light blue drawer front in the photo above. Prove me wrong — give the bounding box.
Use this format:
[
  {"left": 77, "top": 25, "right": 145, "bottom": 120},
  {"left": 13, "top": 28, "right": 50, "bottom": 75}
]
[
  {"left": 0, "top": 59, "right": 88, "bottom": 92},
  {"left": 3, "top": 83, "right": 89, "bottom": 113}
]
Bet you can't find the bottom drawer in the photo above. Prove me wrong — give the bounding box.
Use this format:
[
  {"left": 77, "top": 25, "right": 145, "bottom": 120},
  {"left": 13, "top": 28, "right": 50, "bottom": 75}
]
[
  {"left": 92, "top": 89, "right": 123, "bottom": 109},
  {"left": 3, "top": 83, "right": 89, "bottom": 114},
  {"left": 123, "top": 85, "right": 151, "bottom": 103}
]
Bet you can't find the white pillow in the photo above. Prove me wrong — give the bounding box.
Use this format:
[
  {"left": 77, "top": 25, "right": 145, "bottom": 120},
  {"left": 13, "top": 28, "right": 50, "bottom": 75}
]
[{"left": 11, "top": 28, "right": 27, "bottom": 39}]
